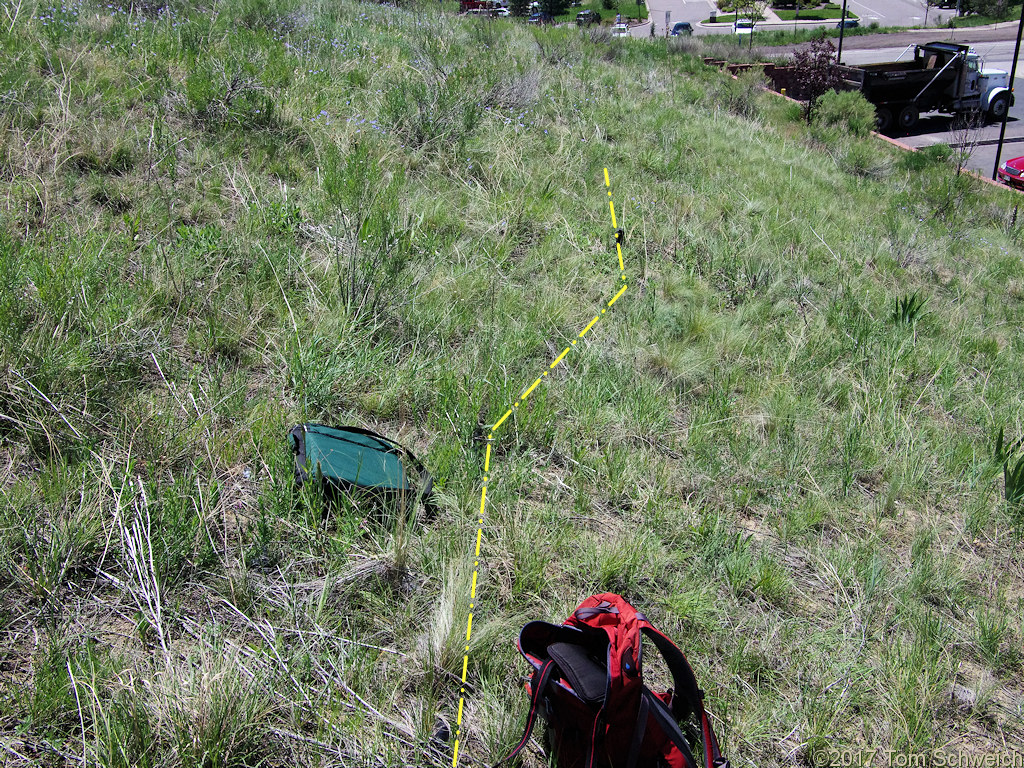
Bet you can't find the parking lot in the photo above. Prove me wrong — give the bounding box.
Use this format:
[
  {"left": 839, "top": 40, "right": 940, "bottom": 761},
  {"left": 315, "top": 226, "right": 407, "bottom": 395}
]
[{"left": 630, "top": 0, "right": 963, "bottom": 38}]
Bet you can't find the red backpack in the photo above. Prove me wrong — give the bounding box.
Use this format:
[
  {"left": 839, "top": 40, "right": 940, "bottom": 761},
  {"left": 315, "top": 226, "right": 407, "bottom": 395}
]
[{"left": 496, "top": 594, "right": 729, "bottom": 768}]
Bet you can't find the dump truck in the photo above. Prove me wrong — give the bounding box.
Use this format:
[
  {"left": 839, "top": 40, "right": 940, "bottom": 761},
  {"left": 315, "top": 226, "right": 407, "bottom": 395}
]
[{"left": 838, "top": 42, "right": 1013, "bottom": 133}]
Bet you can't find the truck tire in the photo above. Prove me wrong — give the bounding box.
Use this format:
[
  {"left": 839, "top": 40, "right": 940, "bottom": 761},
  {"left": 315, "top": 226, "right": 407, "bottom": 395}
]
[
  {"left": 898, "top": 104, "right": 919, "bottom": 131},
  {"left": 875, "top": 107, "right": 893, "bottom": 134},
  {"left": 988, "top": 94, "right": 1009, "bottom": 122}
]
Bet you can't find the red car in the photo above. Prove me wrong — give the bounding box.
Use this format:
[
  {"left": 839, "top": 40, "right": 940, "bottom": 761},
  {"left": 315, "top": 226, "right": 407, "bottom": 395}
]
[{"left": 997, "top": 156, "right": 1024, "bottom": 190}]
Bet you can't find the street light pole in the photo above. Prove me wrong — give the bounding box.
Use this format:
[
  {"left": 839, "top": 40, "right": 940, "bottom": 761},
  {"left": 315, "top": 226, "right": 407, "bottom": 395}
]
[
  {"left": 992, "top": 2, "right": 1024, "bottom": 180},
  {"left": 837, "top": 0, "right": 848, "bottom": 63}
]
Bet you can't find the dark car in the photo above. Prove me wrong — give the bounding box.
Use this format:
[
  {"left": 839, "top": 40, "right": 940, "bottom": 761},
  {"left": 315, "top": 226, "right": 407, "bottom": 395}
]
[
  {"left": 670, "top": 21, "right": 692, "bottom": 36},
  {"left": 836, "top": 18, "right": 859, "bottom": 28},
  {"left": 997, "top": 156, "right": 1024, "bottom": 190},
  {"left": 528, "top": 11, "right": 551, "bottom": 23},
  {"left": 576, "top": 9, "right": 600, "bottom": 26}
]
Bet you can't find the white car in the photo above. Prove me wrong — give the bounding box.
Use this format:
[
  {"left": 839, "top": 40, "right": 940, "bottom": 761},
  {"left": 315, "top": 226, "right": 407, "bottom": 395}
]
[
  {"left": 733, "top": 19, "right": 754, "bottom": 35},
  {"left": 611, "top": 22, "right": 629, "bottom": 36}
]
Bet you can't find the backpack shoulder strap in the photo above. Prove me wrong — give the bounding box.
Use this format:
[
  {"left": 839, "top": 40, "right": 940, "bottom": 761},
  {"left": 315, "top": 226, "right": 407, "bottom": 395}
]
[
  {"left": 640, "top": 627, "right": 729, "bottom": 768},
  {"left": 492, "top": 659, "right": 556, "bottom": 767},
  {"left": 637, "top": 688, "right": 698, "bottom": 768},
  {"left": 640, "top": 627, "right": 701, "bottom": 719}
]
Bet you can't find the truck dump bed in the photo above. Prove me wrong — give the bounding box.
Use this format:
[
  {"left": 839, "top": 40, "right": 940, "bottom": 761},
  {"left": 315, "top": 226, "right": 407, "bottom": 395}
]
[{"left": 838, "top": 42, "right": 969, "bottom": 106}]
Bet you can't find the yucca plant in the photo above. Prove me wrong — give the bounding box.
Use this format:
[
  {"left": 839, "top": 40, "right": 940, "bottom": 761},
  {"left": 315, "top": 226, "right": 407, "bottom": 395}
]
[
  {"left": 892, "top": 291, "right": 929, "bottom": 325},
  {"left": 994, "top": 427, "right": 1024, "bottom": 506}
]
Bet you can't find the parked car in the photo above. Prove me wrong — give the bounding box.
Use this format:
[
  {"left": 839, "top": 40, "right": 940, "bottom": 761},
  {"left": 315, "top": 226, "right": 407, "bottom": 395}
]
[
  {"left": 611, "top": 22, "right": 629, "bottom": 36},
  {"left": 495, "top": 7, "right": 510, "bottom": 15},
  {"left": 997, "top": 156, "right": 1024, "bottom": 190},
  {"left": 733, "top": 18, "right": 754, "bottom": 35},
  {"left": 836, "top": 18, "right": 859, "bottom": 29},
  {"left": 576, "top": 9, "right": 600, "bottom": 26},
  {"left": 528, "top": 11, "right": 552, "bottom": 23},
  {"left": 670, "top": 21, "right": 692, "bottom": 36}
]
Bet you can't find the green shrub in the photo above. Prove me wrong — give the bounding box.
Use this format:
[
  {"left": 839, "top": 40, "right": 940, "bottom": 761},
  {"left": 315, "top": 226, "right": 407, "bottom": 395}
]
[
  {"left": 183, "top": 58, "right": 278, "bottom": 131},
  {"left": 839, "top": 141, "right": 892, "bottom": 179},
  {"left": 899, "top": 143, "right": 952, "bottom": 171},
  {"left": 381, "top": 72, "right": 482, "bottom": 151},
  {"left": 812, "top": 89, "right": 877, "bottom": 137},
  {"left": 705, "top": 69, "right": 766, "bottom": 120}
]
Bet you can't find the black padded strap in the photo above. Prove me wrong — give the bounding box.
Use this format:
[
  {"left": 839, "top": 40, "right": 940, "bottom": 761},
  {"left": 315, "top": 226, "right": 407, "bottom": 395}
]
[
  {"left": 643, "top": 689, "right": 698, "bottom": 768},
  {"left": 547, "top": 642, "right": 606, "bottom": 705},
  {"left": 640, "top": 627, "right": 728, "bottom": 768},
  {"left": 625, "top": 690, "right": 651, "bottom": 768},
  {"left": 640, "top": 627, "right": 702, "bottom": 720},
  {"left": 492, "top": 660, "right": 556, "bottom": 767},
  {"left": 700, "top": 706, "right": 729, "bottom": 768}
]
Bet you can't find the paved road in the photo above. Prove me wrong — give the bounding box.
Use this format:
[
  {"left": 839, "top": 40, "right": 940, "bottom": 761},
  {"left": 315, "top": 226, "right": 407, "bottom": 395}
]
[
  {"left": 848, "top": 0, "right": 955, "bottom": 28},
  {"left": 628, "top": 0, "right": 712, "bottom": 37},
  {"left": 841, "top": 42, "right": 1024, "bottom": 180},
  {"left": 631, "top": 0, "right": 998, "bottom": 39}
]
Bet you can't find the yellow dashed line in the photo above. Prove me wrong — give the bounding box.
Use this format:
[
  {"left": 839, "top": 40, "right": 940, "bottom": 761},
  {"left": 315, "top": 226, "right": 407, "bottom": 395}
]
[
  {"left": 452, "top": 168, "right": 628, "bottom": 766},
  {"left": 578, "top": 314, "right": 600, "bottom": 338},
  {"left": 492, "top": 408, "right": 513, "bottom": 431},
  {"left": 550, "top": 346, "right": 571, "bottom": 369}
]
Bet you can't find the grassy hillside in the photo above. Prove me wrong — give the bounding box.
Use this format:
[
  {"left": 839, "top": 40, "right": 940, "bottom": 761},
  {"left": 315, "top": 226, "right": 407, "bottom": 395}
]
[{"left": 2, "top": 0, "right": 1024, "bottom": 765}]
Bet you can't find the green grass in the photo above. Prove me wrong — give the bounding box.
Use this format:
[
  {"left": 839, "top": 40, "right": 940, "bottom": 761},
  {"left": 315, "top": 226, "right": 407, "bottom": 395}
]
[
  {"left": 948, "top": 3, "right": 1023, "bottom": 27},
  {"left": 707, "top": 10, "right": 858, "bottom": 23},
  {"left": 554, "top": 0, "right": 647, "bottom": 23},
  {"left": 773, "top": 8, "right": 858, "bottom": 21},
  {"left": 704, "top": 22, "right": 902, "bottom": 47},
  {"left": 2, "top": 0, "right": 1024, "bottom": 765}
]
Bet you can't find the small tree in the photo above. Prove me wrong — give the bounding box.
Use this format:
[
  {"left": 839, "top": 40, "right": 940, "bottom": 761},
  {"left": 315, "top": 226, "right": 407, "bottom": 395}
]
[
  {"left": 540, "top": 0, "right": 567, "bottom": 18},
  {"left": 509, "top": 0, "right": 529, "bottom": 15},
  {"left": 961, "top": 0, "right": 1010, "bottom": 16},
  {"left": 734, "top": 0, "right": 768, "bottom": 21},
  {"left": 790, "top": 0, "right": 816, "bottom": 21},
  {"left": 791, "top": 36, "right": 844, "bottom": 121},
  {"left": 950, "top": 112, "right": 983, "bottom": 177}
]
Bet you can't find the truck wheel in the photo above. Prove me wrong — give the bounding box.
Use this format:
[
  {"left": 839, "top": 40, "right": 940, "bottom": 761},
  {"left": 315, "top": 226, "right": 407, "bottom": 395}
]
[
  {"left": 988, "top": 95, "right": 1009, "bottom": 122},
  {"left": 898, "top": 104, "right": 919, "bottom": 131},
  {"left": 875, "top": 107, "right": 893, "bottom": 134}
]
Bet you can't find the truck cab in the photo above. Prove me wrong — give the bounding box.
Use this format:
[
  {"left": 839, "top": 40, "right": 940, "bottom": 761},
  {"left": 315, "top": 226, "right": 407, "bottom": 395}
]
[
  {"left": 940, "top": 47, "right": 1012, "bottom": 120},
  {"left": 973, "top": 54, "right": 1012, "bottom": 118}
]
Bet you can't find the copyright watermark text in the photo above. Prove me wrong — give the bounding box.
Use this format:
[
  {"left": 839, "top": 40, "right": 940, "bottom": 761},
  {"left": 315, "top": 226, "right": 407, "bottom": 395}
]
[{"left": 813, "top": 749, "right": 1024, "bottom": 768}]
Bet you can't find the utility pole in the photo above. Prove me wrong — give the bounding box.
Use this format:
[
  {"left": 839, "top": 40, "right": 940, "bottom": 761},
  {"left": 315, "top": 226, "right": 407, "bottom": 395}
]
[
  {"left": 993, "top": 2, "right": 1024, "bottom": 181},
  {"left": 837, "top": 0, "right": 848, "bottom": 63}
]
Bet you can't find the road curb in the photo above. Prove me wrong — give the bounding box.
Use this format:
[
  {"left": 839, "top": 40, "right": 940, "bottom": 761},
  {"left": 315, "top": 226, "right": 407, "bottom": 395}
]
[{"left": 869, "top": 132, "right": 1021, "bottom": 194}]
